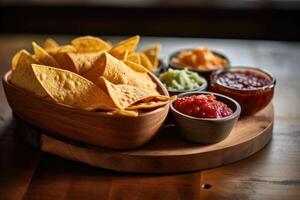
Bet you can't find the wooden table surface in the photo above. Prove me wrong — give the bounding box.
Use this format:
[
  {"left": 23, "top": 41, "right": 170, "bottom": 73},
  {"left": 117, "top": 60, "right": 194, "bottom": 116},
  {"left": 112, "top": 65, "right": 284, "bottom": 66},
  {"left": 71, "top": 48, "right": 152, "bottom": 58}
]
[{"left": 0, "top": 35, "right": 300, "bottom": 200}]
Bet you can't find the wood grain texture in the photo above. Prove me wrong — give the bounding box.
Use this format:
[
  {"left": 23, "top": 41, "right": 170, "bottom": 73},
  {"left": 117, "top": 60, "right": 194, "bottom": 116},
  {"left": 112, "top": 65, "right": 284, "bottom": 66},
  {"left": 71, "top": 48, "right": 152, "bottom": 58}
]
[
  {"left": 23, "top": 154, "right": 202, "bottom": 200},
  {"left": 14, "top": 103, "right": 273, "bottom": 173},
  {"left": 1, "top": 36, "right": 300, "bottom": 200},
  {"left": 3, "top": 70, "right": 169, "bottom": 149}
]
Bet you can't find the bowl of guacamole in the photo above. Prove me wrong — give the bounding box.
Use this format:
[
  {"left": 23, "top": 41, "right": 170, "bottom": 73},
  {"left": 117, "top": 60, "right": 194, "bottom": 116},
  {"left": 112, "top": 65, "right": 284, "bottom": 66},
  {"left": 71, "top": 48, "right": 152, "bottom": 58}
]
[{"left": 159, "top": 68, "right": 207, "bottom": 95}]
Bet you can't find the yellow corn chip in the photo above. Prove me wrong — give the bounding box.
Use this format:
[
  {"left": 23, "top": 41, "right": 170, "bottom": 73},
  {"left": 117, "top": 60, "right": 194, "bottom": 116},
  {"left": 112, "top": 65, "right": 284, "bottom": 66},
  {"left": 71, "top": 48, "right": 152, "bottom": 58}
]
[
  {"left": 124, "top": 60, "right": 148, "bottom": 73},
  {"left": 126, "top": 53, "right": 141, "bottom": 64},
  {"left": 44, "top": 38, "right": 59, "bottom": 52},
  {"left": 55, "top": 52, "right": 103, "bottom": 74},
  {"left": 109, "top": 35, "right": 140, "bottom": 59},
  {"left": 71, "top": 36, "right": 111, "bottom": 52},
  {"left": 107, "top": 109, "right": 139, "bottom": 117},
  {"left": 11, "top": 51, "right": 47, "bottom": 97},
  {"left": 138, "top": 52, "right": 153, "bottom": 70},
  {"left": 31, "top": 64, "right": 115, "bottom": 111},
  {"left": 142, "top": 44, "right": 160, "bottom": 68},
  {"left": 128, "top": 96, "right": 176, "bottom": 110},
  {"left": 112, "top": 49, "right": 129, "bottom": 60},
  {"left": 49, "top": 44, "right": 77, "bottom": 55},
  {"left": 32, "top": 42, "right": 60, "bottom": 67},
  {"left": 11, "top": 49, "right": 27, "bottom": 71},
  {"left": 98, "top": 77, "right": 153, "bottom": 109},
  {"left": 83, "top": 52, "right": 158, "bottom": 95}
]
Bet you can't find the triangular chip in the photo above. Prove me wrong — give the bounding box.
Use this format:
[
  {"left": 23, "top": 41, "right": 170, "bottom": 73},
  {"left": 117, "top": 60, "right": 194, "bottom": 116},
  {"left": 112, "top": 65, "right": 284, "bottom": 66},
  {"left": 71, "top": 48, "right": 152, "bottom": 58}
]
[
  {"left": 142, "top": 44, "right": 160, "bottom": 68},
  {"left": 127, "top": 96, "right": 176, "bottom": 110},
  {"left": 83, "top": 52, "right": 158, "bottom": 95},
  {"left": 32, "top": 42, "right": 60, "bottom": 67},
  {"left": 31, "top": 64, "right": 115, "bottom": 111},
  {"left": 106, "top": 109, "right": 139, "bottom": 117},
  {"left": 127, "top": 101, "right": 168, "bottom": 110},
  {"left": 111, "top": 49, "right": 129, "bottom": 60},
  {"left": 11, "top": 49, "right": 27, "bottom": 71},
  {"left": 71, "top": 36, "right": 111, "bottom": 52},
  {"left": 48, "top": 44, "right": 77, "bottom": 55},
  {"left": 98, "top": 77, "right": 153, "bottom": 109},
  {"left": 11, "top": 51, "right": 47, "bottom": 97},
  {"left": 126, "top": 53, "right": 141, "bottom": 64},
  {"left": 54, "top": 52, "right": 103, "bottom": 74},
  {"left": 138, "top": 52, "right": 153, "bottom": 70},
  {"left": 124, "top": 60, "right": 148, "bottom": 73},
  {"left": 50, "top": 45, "right": 79, "bottom": 73},
  {"left": 109, "top": 35, "right": 140, "bottom": 59},
  {"left": 44, "top": 38, "right": 59, "bottom": 52}
]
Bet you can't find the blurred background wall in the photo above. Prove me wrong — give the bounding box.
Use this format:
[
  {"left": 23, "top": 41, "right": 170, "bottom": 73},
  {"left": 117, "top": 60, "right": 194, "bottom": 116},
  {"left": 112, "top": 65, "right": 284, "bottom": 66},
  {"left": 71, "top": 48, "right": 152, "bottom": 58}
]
[{"left": 0, "top": 0, "right": 299, "bottom": 40}]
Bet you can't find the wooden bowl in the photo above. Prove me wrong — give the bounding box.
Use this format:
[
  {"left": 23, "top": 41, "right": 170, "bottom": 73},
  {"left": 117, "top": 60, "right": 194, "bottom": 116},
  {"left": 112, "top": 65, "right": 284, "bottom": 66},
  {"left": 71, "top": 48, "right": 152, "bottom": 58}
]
[{"left": 3, "top": 70, "right": 169, "bottom": 149}]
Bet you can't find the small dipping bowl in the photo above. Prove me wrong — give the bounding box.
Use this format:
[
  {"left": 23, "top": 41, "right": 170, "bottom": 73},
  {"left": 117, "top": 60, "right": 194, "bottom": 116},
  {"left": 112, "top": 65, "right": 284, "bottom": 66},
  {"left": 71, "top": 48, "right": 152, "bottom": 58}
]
[
  {"left": 210, "top": 66, "right": 276, "bottom": 116},
  {"left": 170, "top": 91, "right": 241, "bottom": 144},
  {"left": 158, "top": 68, "right": 208, "bottom": 96},
  {"left": 168, "top": 48, "right": 230, "bottom": 79}
]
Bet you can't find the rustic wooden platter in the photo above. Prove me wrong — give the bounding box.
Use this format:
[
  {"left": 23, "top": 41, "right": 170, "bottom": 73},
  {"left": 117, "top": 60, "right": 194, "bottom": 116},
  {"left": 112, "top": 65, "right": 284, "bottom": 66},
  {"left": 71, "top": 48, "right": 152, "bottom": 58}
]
[{"left": 14, "top": 103, "right": 274, "bottom": 173}]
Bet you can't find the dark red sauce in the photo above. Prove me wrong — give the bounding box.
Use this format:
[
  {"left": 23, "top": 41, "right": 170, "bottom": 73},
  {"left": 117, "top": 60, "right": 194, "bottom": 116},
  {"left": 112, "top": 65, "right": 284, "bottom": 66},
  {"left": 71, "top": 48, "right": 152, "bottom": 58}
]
[
  {"left": 174, "top": 94, "right": 233, "bottom": 118},
  {"left": 217, "top": 70, "right": 271, "bottom": 90}
]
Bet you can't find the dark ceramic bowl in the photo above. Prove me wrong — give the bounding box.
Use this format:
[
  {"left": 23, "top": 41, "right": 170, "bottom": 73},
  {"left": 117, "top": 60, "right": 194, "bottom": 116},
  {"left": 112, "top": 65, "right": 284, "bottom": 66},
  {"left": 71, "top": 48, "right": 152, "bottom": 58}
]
[
  {"left": 210, "top": 66, "right": 276, "bottom": 116},
  {"left": 168, "top": 48, "right": 230, "bottom": 79},
  {"left": 170, "top": 91, "right": 241, "bottom": 144}
]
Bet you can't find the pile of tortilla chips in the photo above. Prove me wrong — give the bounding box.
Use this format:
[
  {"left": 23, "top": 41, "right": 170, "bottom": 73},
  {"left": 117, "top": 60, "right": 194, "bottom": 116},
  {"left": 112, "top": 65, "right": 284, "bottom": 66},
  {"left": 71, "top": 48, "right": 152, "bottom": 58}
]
[{"left": 10, "top": 35, "right": 173, "bottom": 117}]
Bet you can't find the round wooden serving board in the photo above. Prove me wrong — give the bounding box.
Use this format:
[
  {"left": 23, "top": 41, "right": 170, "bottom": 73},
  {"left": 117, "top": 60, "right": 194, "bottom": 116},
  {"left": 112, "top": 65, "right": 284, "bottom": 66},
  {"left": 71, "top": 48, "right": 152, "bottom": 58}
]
[{"left": 15, "top": 103, "right": 274, "bottom": 173}]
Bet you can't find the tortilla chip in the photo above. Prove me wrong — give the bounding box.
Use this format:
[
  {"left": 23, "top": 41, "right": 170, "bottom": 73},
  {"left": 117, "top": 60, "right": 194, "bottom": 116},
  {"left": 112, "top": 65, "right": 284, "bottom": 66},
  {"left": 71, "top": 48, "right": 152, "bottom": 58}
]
[
  {"left": 126, "top": 53, "right": 141, "bottom": 64},
  {"left": 142, "top": 44, "right": 160, "bottom": 68},
  {"left": 107, "top": 109, "right": 139, "bottom": 117},
  {"left": 31, "top": 64, "right": 115, "bottom": 111},
  {"left": 11, "top": 51, "right": 47, "bottom": 97},
  {"left": 71, "top": 36, "right": 111, "bottom": 52},
  {"left": 127, "top": 101, "right": 168, "bottom": 110},
  {"left": 98, "top": 77, "right": 154, "bottom": 109},
  {"left": 83, "top": 52, "right": 158, "bottom": 95},
  {"left": 55, "top": 52, "right": 103, "bottom": 74},
  {"left": 138, "top": 53, "right": 153, "bottom": 70},
  {"left": 124, "top": 60, "right": 148, "bottom": 73},
  {"left": 44, "top": 38, "right": 59, "bottom": 52},
  {"left": 109, "top": 35, "right": 140, "bottom": 59},
  {"left": 32, "top": 42, "right": 60, "bottom": 67},
  {"left": 49, "top": 44, "right": 77, "bottom": 54},
  {"left": 12, "top": 49, "right": 27, "bottom": 71},
  {"left": 128, "top": 96, "right": 176, "bottom": 110},
  {"left": 113, "top": 49, "right": 129, "bottom": 60}
]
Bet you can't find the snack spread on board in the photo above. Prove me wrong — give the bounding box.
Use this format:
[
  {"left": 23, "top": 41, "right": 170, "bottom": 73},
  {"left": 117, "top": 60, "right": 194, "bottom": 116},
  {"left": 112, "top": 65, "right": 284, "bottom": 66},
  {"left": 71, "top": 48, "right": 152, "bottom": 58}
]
[
  {"left": 159, "top": 68, "right": 204, "bottom": 91},
  {"left": 171, "top": 48, "right": 227, "bottom": 70},
  {"left": 173, "top": 94, "right": 233, "bottom": 118},
  {"left": 6, "top": 35, "right": 276, "bottom": 149},
  {"left": 10, "top": 35, "right": 173, "bottom": 116}
]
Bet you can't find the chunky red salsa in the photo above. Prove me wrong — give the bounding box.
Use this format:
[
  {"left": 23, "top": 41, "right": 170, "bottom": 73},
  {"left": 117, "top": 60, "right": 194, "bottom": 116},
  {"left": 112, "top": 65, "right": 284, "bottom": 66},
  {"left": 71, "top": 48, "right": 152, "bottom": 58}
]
[
  {"left": 174, "top": 94, "right": 233, "bottom": 118},
  {"left": 217, "top": 70, "right": 271, "bottom": 90}
]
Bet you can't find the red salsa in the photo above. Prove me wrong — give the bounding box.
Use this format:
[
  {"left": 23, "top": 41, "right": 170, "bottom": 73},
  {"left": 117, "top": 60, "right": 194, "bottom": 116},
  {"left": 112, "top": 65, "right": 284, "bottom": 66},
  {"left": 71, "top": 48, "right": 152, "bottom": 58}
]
[
  {"left": 174, "top": 94, "right": 233, "bottom": 118},
  {"left": 217, "top": 70, "right": 271, "bottom": 90}
]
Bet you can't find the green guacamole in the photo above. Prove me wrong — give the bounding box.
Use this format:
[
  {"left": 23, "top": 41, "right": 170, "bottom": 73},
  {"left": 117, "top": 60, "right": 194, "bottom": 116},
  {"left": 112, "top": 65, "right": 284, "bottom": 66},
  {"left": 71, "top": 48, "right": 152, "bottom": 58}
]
[{"left": 159, "top": 68, "right": 204, "bottom": 91}]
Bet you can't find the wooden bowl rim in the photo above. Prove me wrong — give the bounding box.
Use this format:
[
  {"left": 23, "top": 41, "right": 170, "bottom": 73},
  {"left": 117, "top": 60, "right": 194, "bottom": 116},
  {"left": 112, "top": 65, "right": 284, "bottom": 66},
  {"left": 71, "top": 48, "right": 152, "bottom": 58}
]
[{"left": 3, "top": 70, "right": 169, "bottom": 118}]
